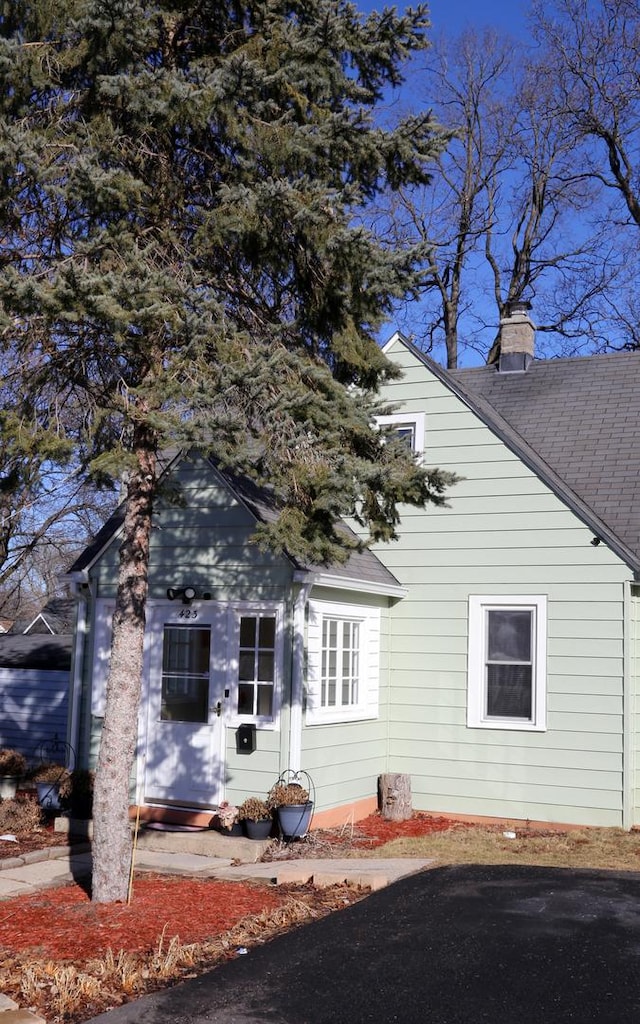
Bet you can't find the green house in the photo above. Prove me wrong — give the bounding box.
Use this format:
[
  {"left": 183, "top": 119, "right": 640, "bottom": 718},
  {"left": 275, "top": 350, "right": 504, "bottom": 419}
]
[{"left": 66, "top": 304, "right": 640, "bottom": 829}]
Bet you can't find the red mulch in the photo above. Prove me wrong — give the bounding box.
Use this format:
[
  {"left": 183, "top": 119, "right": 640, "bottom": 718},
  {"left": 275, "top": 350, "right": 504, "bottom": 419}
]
[
  {"left": 353, "top": 811, "right": 464, "bottom": 846},
  {"left": 0, "top": 877, "right": 284, "bottom": 960},
  {"left": 0, "top": 812, "right": 462, "bottom": 962}
]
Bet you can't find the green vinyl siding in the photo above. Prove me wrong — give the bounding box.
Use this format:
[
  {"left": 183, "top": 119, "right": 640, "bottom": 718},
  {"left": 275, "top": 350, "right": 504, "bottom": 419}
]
[
  {"left": 82, "top": 451, "right": 293, "bottom": 800},
  {"left": 375, "top": 338, "right": 632, "bottom": 827},
  {"left": 223, "top": 725, "right": 284, "bottom": 808},
  {"left": 631, "top": 586, "right": 640, "bottom": 826},
  {"left": 300, "top": 589, "right": 391, "bottom": 816}
]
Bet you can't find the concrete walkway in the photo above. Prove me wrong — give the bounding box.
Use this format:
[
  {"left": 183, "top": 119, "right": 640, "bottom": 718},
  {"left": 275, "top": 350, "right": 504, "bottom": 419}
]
[{"left": 0, "top": 841, "right": 433, "bottom": 899}]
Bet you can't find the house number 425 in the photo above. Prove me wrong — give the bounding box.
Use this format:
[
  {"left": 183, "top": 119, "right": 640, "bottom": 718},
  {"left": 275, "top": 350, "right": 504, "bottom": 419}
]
[{"left": 178, "top": 609, "right": 198, "bottom": 619}]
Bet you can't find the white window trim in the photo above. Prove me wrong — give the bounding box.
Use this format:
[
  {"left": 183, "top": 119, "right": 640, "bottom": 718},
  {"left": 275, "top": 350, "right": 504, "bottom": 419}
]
[
  {"left": 306, "top": 599, "right": 380, "bottom": 725},
  {"left": 467, "top": 594, "right": 547, "bottom": 732},
  {"left": 226, "top": 602, "right": 284, "bottom": 731},
  {"left": 376, "top": 411, "right": 425, "bottom": 457}
]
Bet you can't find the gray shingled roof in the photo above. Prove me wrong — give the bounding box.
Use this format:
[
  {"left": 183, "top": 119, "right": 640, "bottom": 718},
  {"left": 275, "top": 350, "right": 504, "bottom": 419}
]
[
  {"left": 0, "top": 634, "right": 73, "bottom": 670},
  {"left": 221, "top": 464, "right": 403, "bottom": 591},
  {"left": 23, "top": 598, "right": 77, "bottom": 635},
  {"left": 434, "top": 349, "right": 640, "bottom": 571},
  {"left": 69, "top": 455, "right": 403, "bottom": 594}
]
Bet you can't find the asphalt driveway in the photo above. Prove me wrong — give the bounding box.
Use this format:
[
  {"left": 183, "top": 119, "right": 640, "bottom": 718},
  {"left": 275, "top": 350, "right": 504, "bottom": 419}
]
[{"left": 84, "top": 864, "right": 640, "bottom": 1023}]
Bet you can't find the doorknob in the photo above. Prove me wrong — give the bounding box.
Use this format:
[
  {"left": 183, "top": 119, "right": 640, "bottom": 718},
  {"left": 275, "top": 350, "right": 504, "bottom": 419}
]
[{"left": 215, "top": 701, "right": 222, "bottom": 717}]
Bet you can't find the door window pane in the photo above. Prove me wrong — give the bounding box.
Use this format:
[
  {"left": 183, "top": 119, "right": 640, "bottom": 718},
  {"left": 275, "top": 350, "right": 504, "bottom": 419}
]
[
  {"left": 237, "top": 614, "right": 276, "bottom": 718},
  {"left": 161, "top": 626, "right": 210, "bottom": 722},
  {"left": 257, "top": 683, "right": 273, "bottom": 717},
  {"left": 238, "top": 682, "right": 254, "bottom": 716}
]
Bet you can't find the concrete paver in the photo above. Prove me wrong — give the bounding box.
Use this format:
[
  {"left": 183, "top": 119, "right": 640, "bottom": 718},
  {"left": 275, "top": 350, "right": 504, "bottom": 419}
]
[
  {"left": 132, "top": 850, "right": 235, "bottom": 875},
  {"left": 0, "top": 996, "right": 46, "bottom": 1023},
  {"left": 212, "top": 856, "right": 434, "bottom": 887},
  {"left": 0, "top": 876, "right": 39, "bottom": 898},
  {"left": 0, "top": 1013, "right": 46, "bottom": 1024},
  {"left": 0, "top": 846, "right": 433, "bottom": 897},
  {"left": 0, "top": 852, "right": 93, "bottom": 895}
]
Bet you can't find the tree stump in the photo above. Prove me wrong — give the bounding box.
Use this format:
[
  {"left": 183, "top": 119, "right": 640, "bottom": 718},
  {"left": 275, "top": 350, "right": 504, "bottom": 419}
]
[{"left": 379, "top": 773, "right": 412, "bottom": 821}]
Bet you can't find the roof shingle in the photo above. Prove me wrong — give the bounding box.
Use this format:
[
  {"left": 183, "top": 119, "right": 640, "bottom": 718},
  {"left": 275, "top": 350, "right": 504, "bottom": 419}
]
[{"left": 446, "top": 351, "right": 640, "bottom": 569}]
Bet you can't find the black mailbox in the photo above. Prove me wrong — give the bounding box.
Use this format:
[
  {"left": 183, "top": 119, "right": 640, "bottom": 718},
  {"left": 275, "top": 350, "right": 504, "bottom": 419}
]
[{"left": 236, "top": 723, "right": 256, "bottom": 754}]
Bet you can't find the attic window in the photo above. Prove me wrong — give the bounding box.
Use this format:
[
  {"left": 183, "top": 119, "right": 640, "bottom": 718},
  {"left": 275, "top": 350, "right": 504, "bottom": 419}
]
[{"left": 376, "top": 412, "right": 425, "bottom": 456}]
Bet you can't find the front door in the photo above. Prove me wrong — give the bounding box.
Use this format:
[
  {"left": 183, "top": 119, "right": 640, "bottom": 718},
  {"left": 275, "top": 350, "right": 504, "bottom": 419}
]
[{"left": 143, "top": 603, "right": 227, "bottom": 806}]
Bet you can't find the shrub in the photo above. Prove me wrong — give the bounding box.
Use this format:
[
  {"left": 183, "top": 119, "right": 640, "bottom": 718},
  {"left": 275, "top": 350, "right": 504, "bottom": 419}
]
[
  {"left": 58, "top": 769, "right": 95, "bottom": 817},
  {"left": 31, "top": 763, "right": 70, "bottom": 785},
  {"left": 0, "top": 795, "right": 43, "bottom": 833},
  {"left": 267, "top": 782, "right": 310, "bottom": 808},
  {"left": 0, "top": 748, "right": 27, "bottom": 776},
  {"left": 237, "top": 797, "right": 271, "bottom": 822},
  {"left": 58, "top": 769, "right": 94, "bottom": 801},
  {"left": 216, "top": 802, "right": 239, "bottom": 830}
]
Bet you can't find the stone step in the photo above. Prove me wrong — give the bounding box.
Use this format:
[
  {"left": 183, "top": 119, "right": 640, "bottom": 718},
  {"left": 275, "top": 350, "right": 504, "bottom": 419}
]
[{"left": 54, "top": 817, "right": 272, "bottom": 863}]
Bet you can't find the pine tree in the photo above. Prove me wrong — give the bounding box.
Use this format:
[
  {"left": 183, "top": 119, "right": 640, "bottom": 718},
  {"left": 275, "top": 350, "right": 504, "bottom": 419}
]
[{"left": 1, "top": 0, "right": 453, "bottom": 902}]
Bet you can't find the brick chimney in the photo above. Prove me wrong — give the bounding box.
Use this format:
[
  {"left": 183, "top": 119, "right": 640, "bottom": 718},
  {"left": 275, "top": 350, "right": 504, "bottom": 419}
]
[{"left": 498, "top": 301, "right": 535, "bottom": 373}]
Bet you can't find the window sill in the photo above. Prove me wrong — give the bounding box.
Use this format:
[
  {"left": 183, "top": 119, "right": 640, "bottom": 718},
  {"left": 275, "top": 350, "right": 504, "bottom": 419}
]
[
  {"left": 305, "top": 708, "right": 378, "bottom": 727},
  {"left": 227, "top": 715, "right": 279, "bottom": 731},
  {"left": 467, "top": 719, "right": 546, "bottom": 732}
]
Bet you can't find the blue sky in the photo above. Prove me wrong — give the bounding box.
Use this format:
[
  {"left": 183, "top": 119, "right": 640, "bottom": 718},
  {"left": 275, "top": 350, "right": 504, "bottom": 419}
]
[
  {"left": 357, "top": 0, "right": 530, "bottom": 37},
  {"left": 426, "top": 0, "right": 529, "bottom": 37},
  {"left": 359, "top": 0, "right": 533, "bottom": 363}
]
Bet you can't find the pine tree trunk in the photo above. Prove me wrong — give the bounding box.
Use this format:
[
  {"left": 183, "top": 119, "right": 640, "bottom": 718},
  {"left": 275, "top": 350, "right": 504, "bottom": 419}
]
[
  {"left": 379, "top": 773, "right": 413, "bottom": 821},
  {"left": 91, "top": 423, "right": 157, "bottom": 903}
]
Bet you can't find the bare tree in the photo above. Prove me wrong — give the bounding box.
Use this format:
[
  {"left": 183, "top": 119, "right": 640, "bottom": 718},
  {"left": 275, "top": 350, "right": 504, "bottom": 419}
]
[
  {"left": 484, "top": 59, "right": 617, "bottom": 360},
  {"left": 533, "top": 0, "right": 640, "bottom": 226},
  {"left": 390, "top": 26, "right": 625, "bottom": 366},
  {"left": 392, "top": 30, "right": 515, "bottom": 367},
  {"left": 532, "top": 0, "right": 640, "bottom": 351},
  {"left": 0, "top": 356, "right": 116, "bottom": 620}
]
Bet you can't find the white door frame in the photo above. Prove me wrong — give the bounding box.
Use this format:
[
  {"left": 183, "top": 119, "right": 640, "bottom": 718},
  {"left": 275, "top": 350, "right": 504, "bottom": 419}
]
[{"left": 138, "top": 600, "right": 228, "bottom": 808}]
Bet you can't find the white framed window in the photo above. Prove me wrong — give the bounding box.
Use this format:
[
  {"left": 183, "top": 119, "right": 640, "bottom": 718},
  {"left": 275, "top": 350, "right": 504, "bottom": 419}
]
[
  {"left": 227, "top": 605, "right": 282, "bottom": 729},
  {"left": 306, "top": 600, "right": 380, "bottom": 725},
  {"left": 468, "top": 595, "right": 547, "bottom": 731},
  {"left": 376, "top": 412, "right": 425, "bottom": 456}
]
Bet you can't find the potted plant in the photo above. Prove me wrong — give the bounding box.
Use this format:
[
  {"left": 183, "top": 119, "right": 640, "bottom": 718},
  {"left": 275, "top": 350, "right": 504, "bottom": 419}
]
[
  {"left": 238, "top": 797, "right": 273, "bottom": 840},
  {"left": 32, "top": 763, "right": 69, "bottom": 812},
  {"left": 214, "top": 801, "right": 242, "bottom": 836},
  {"left": 58, "top": 769, "right": 95, "bottom": 819},
  {"left": 0, "top": 748, "right": 26, "bottom": 800},
  {"left": 268, "top": 779, "right": 313, "bottom": 839}
]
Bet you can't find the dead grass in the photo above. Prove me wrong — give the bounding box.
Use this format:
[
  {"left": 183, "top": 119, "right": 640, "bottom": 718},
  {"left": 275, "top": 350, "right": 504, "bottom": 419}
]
[
  {"left": 0, "top": 796, "right": 43, "bottom": 835},
  {"left": 3, "top": 884, "right": 364, "bottom": 1023},
  {"left": 369, "top": 823, "right": 640, "bottom": 872}
]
